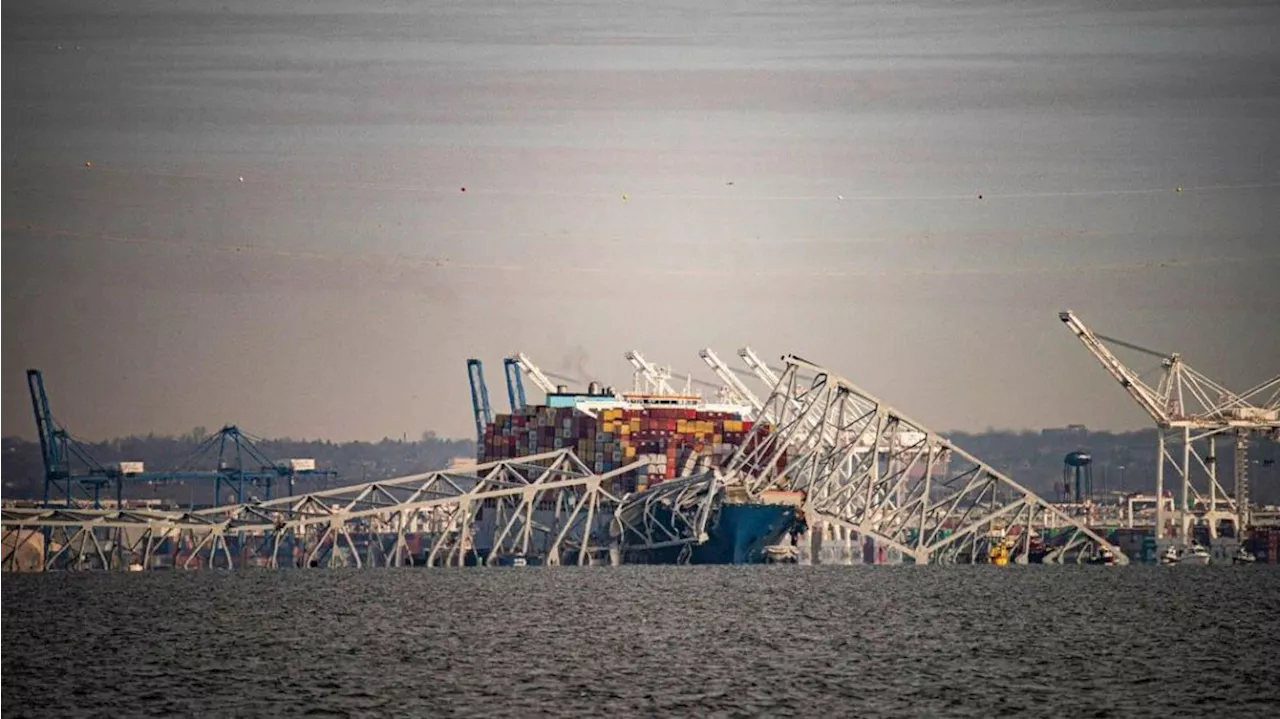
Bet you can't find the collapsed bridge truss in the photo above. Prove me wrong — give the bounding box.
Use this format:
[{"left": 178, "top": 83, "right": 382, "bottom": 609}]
[
  {"left": 718, "top": 355, "right": 1126, "bottom": 565},
  {"left": 4, "top": 353, "right": 1128, "bottom": 570},
  {"left": 2, "top": 450, "right": 639, "bottom": 572}
]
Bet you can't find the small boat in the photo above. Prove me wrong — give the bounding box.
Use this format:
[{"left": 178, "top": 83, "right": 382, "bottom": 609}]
[
  {"left": 763, "top": 544, "right": 799, "bottom": 564},
  {"left": 989, "top": 543, "right": 1010, "bottom": 566},
  {"left": 1233, "top": 546, "right": 1257, "bottom": 565},
  {"left": 1178, "top": 544, "right": 1211, "bottom": 565},
  {"left": 1159, "top": 545, "right": 1180, "bottom": 566},
  {"left": 128, "top": 562, "right": 145, "bottom": 572},
  {"left": 1087, "top": 546, "right": 1117, "bottom": 566},
  {"left": 1026, "top": 537, "right": 1049, "bottom": 564},
  {"left": 511, "top": 554, "right": 527, "bottom": 568}
]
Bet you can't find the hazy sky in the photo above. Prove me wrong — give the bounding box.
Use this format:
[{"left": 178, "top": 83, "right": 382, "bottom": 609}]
[{"left": 4, "top": 0, "right": 1278, "bottom": 443}]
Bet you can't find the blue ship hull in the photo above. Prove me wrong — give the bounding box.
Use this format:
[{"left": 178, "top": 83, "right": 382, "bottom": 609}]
[{"left": 623, "top": 501, "right": 800, "bottom": 565}]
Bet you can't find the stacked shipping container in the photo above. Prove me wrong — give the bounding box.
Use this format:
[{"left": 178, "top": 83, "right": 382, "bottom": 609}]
[{"left": 480, "top": 404, "right": 780, "bottom": 494}]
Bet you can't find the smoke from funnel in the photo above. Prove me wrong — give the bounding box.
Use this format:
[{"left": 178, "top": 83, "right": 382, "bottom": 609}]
[{"left": 557, "top": 345, "right": 592, "bottom": 385}]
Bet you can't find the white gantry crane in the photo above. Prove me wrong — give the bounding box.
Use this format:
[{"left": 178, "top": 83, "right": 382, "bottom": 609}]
[
  {"left": 1059, "top": 310, "right": 1280, "bottom": 542},
  {"left": 511, "top": 352, "right": 559, "bottom": 396},
  {"left": 624, "top": 350, "right": 692, "bottom": 395},
  {"left": 698, "top": 348, "right": 762, "bottom": 416}
]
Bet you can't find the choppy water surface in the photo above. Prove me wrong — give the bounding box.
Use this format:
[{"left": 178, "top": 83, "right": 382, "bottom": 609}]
[{"left": 3, "top": 566, "right": 1279, "bottom": 718}]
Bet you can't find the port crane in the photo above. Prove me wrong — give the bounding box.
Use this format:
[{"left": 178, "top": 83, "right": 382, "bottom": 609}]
[
  {"left": 1059, "top": 310, "right": 1280, "bottom": 541},
  {"left": 501, "top": 358, "right": 528, "bottom": 411},
  {"left": 25, "top": 369, "right": 335, "bottom": 509},
  {"left": 698, "top": 349, "right": 763, "bottom": 415},
  {"left": 508, "top": 353, "right": 558, "bottom": 398},
  {"left": 466, "top": 359, "right": 494, "bottom": 443},
  {"left": 626, "top": 349, "right": 748, "bottom": 406},
  {"left": 624, "top": 350, "right": 685, "bottom": 395},
  {"left": 503, "top": 352, "right": 594, "bottom": 405}
]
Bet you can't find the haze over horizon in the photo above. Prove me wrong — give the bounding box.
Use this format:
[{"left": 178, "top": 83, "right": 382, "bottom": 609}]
[{"left": 4, "top": 0, "right": 1278, "bottom": 444}]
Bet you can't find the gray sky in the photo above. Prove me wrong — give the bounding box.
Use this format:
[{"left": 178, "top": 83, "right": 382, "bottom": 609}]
[{"left": 4, "top": 0, "right": 1278, "bottom": 442}]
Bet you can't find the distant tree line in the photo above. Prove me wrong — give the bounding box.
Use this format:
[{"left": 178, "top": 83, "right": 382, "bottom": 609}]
[{"left": 2, "top": 427, "right": 1275, "bottom": 505}]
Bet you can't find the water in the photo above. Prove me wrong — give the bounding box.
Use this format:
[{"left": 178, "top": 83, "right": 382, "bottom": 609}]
[{"left": 4, "top": 566, "right": 1279, "bottom": 718}]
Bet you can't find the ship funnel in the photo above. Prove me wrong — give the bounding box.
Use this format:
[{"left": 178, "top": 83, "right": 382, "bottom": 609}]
[{"left": 588, "top": 380, "right": 602, "bottom": 395}]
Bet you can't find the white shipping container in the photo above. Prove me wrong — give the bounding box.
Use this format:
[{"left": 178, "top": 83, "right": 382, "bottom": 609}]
[
  {"left": 285, "top": 458, "right": 316, "bottom": 472},
  {"left": 117, "top": 461, "right": 145, "bottom": 475}
]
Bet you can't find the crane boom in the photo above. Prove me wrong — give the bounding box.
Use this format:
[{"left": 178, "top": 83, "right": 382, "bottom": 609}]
[
  {"left": 1058, "top": 310, "right": 1173, "bottom": 426},
  {"left": 699, "top": 349, "right": 762, "bottom": 414},
  {"left": 625, "top": 350, "right": 679, "bottom": 394},
  {"left": 511, "top": 352, "right": 558, "bottom": 395},
  {"left": 26, "top": 369, "right": 61, "bottom": 482},
  {"left": 738, "top": 347, "right": 780, "bottom": 388},
  {"left": 466, "top": 359, "right": 493, "bottom": 443}
]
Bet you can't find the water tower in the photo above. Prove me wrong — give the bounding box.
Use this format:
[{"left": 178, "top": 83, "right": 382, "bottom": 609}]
[{"left": 1063, "top": 451, "right": 1093, "bottom": 503}]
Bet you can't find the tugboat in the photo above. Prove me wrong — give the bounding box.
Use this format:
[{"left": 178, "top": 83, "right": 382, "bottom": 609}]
[
  {"left": 1087, "top": 545, "right": 1117, "bottom": 566},
  {"left": 1178, "top": 544, "right": 1211, "bottom": 565},
  {"left": 1026, "top": 535, "right": 1050, "bottom": 564},
  {"left": 988, "top": 541, "right": 1011, "bottom": 566},
  {"left": 1159, "top": 544, "right": 1180, "bottom": 565},
  {"left": 1233, "top": 545, "right": 1257, "bottom": 565},
  {"left": 763, "top": 544, "right": 800, "bottom": 564}
]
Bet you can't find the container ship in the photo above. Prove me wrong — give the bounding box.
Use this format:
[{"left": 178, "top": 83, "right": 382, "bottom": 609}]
[{"left": 478, "top": 382, "right": 805, "bottom": 564}]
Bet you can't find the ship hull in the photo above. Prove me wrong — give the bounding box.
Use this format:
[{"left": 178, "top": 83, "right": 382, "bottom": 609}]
[{"left": 622, "top": 501, "right": 799, "bottom": 566}]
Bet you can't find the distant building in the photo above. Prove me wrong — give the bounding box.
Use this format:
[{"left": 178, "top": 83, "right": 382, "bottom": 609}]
[
  {"left": 1041, "top": 424, "right": 1088, "bottom": 441},
  {"left": 446, "top": 457, "right": 478, "bottom": 471}
]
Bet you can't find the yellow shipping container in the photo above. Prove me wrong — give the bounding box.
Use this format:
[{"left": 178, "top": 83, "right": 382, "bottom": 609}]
[
  {"left": 631, "top": 419, "right": 642, "bottom": 432},
  {"left": 714, "top": 434, "right": 722, "bottom": 444},
  {"left": 625, "top": 445, "right": 637, "bottom": 458},
  {"left": 620, "top": 424, "right": 630, "bottom": 435}
]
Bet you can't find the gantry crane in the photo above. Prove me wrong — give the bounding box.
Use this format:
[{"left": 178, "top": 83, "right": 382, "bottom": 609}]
[
  {"left": 466, "top": 359, "right": 493, "bottom": 444},
  {"left": 26, "top": 369, "right": 335, "bottom": 508},
  {"left": 699, "top": 348, "right": 762, "bottom": 416},
  {"left": 501, "top": 358, "right": 527, "bottom": 412},
  {"left": 510, "top": 353, "right": 559, "bottom": 397},
  {"left": 624, "top": 350, "right": 684, "bottom": 395},
  {"left": 1059, "top": 310, "right": 1280, "bottom": 541}
]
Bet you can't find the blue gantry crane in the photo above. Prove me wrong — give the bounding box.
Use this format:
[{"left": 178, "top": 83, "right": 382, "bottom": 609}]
[
  {"left": 503, "top": 357, "right": 527, "bottom": 412},
  {"left": 466, "top": 359, "right": 493, "bottom": 444},
  {"left": 25, "top": 369, "right": 337, "bottom": 508},
  {"left": 27, "top": 369, "right": 120, "bottom": 508}
]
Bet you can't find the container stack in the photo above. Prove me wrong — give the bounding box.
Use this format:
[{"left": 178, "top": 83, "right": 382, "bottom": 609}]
[{"left": 480, "top": 404, "right": 780, "bottom": 493}]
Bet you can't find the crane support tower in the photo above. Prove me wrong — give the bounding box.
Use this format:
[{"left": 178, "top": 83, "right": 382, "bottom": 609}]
[{"left": 1059, "top": 310, "right": 1280, "bottom": 542}]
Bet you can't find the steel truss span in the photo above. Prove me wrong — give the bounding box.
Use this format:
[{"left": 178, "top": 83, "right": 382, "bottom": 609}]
[
  {"left": 721, "top": 355, "right": 1127, "bottom": 565},
  {"left": 2, "top": 451, "right": 639, "bottom": 572},
  {"left": 4, "top": 353, "right": 1129, "bottom": 571}
]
